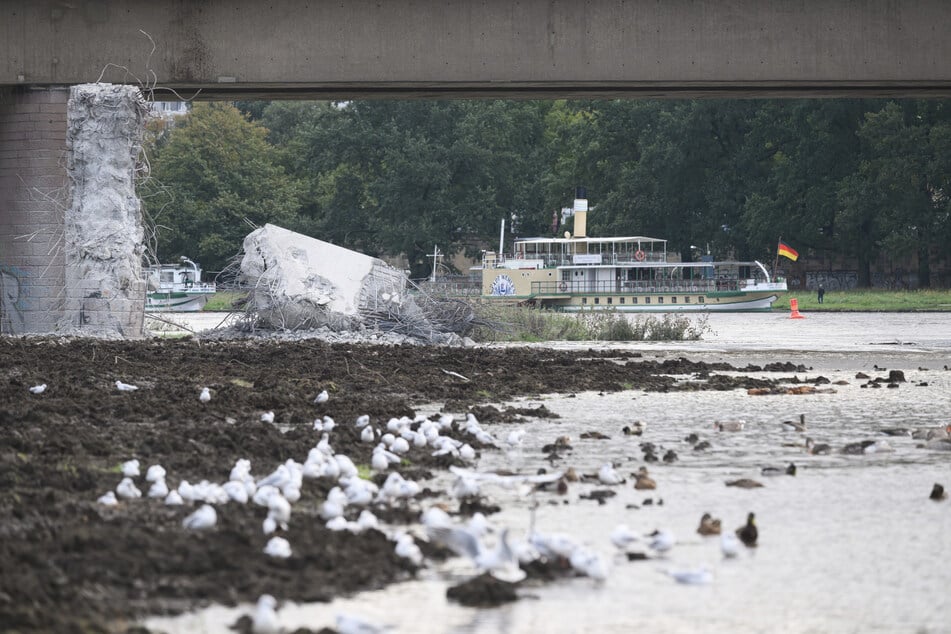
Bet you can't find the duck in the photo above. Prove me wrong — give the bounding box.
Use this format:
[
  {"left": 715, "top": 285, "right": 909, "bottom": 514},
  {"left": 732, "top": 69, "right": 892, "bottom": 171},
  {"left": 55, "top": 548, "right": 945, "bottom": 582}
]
[
  {"left": 622, "top": 422, "right": 645, "bottom": 436},
  {"left": 714, "top": 420, "right": 745, "bottom": 432},
  {"left": 761, "top": 463, "right": 796, "bottom": 477},
  {"left": 736, "top": 512, "right": 758, "bottom": 547},
  {"left": 726, "top": 478, "right": 764, "bottom": 489},
  {"left": 662, "top": 449, "right": 678, "bottom": 463},
  {"left": 839, "top": 440, "right": 876, "bottom": 456},
  {"left": 781, "top": 414, "right": 806, "bottom": 432},
  {"left": 697, "top": 513, "right": 721, "bottom": 536},
  {"left": 805, "top": 437, "right": 831, "bottom": 455},
  {"left": 634, "top": 466, "right": 656, "bottom": 490},
  {"left": 912, "top": 424, "right": 951, "bottom": 440},
  {"left": 930, "top": 483, "right": 947, "bottom": 501}
]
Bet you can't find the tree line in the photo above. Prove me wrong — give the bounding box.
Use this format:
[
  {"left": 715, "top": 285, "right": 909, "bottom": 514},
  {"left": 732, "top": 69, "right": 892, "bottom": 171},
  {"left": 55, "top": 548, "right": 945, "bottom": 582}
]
[{"left": 142, "top": 99, "right": 951, "bottom": 286}]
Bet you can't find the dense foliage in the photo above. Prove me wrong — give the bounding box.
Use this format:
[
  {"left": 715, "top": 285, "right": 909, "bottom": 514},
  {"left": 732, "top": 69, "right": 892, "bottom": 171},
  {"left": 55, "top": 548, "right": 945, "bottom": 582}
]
[{"left": 143, "top": 99, "right": 951, "bottom": 285}]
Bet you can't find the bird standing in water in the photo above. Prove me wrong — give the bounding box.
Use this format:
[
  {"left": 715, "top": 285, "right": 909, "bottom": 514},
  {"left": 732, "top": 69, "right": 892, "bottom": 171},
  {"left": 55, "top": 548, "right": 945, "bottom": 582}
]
[{"left": 737, "top": 512, "right": 758, "bottom": 547}]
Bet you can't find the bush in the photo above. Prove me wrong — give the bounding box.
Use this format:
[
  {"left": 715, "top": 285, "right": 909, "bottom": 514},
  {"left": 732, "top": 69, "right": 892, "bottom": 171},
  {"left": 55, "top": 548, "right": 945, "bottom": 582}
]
[{"left": 469, "top": 305, "right": 710, "bottom": 342}]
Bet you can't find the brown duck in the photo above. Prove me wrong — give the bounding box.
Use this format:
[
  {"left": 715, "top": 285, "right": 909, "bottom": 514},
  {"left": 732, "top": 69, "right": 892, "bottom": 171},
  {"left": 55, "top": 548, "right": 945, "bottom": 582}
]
[{"left": 697, "top": 513, "right": 722, "bottom": 536}]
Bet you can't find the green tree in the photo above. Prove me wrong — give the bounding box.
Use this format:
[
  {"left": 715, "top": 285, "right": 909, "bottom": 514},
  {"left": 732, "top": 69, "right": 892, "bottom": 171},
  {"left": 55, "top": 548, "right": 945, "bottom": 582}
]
[{"left": 143, "top": 102, "right": 301, "bottom": 272}]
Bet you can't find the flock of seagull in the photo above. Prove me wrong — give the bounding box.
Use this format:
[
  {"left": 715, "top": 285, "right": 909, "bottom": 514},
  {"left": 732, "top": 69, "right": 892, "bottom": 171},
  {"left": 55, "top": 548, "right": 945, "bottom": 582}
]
[{"left": 27, "top": 375, "right": 948, "bottom": 634}]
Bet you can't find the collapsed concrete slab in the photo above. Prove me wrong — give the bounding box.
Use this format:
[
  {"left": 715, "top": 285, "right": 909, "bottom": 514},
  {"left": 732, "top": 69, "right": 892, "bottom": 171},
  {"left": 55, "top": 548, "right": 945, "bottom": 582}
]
[{"left": 240, "top": 224, "right": 417, "bottom": 332}]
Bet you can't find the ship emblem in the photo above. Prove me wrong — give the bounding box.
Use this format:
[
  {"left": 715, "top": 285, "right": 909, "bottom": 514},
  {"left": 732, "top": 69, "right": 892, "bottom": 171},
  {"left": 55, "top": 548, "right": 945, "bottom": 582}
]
[{"left": 490, "top": 274, "right": 516, "bottom": 296}]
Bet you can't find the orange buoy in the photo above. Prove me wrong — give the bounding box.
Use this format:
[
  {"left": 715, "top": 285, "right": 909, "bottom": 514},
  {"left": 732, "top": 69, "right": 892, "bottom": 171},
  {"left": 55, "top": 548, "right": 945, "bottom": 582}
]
[{"left": 789, "top": 297, "right": 805, "bottom": 319}]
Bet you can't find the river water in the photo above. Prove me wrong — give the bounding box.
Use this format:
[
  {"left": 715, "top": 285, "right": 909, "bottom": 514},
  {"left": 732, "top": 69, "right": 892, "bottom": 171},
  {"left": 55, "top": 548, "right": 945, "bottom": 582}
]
[{"left": 146, "top": 313, "right": 951, "bottom": 634}]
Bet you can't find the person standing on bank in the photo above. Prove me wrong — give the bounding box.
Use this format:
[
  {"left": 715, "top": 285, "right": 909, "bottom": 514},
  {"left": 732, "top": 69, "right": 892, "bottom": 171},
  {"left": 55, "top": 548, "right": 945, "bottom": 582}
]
[{"left": 817, "top": 284, "right": 825, "bottom": 304}]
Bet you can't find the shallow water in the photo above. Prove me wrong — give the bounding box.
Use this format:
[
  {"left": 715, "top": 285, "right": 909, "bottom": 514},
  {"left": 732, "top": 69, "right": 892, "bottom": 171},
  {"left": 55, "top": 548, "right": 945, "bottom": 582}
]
[{"left": 146, "top": 313, "right": 951, "bottom": 634}]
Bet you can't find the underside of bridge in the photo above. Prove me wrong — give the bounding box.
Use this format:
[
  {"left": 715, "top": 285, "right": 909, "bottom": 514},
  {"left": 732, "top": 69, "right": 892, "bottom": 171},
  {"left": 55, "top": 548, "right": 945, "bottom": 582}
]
[{"left": 2, "top": 0, "right": 951, "bottom": 334}]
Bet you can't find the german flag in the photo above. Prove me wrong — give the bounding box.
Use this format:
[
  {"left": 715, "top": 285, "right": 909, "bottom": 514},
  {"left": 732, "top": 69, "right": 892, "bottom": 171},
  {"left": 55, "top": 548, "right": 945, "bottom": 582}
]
[{"left": 777, "top": 241, "right": 799, "bottom": 261}]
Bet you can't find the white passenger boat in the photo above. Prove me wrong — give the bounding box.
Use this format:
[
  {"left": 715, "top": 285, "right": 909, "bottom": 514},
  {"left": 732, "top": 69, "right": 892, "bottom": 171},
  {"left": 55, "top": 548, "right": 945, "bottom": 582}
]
[
  {"left": 145, "top": 258, "right": 217, "bottom": 312},
  {"left": 481, "top": 193, "right": 786, "bottom": 312}
]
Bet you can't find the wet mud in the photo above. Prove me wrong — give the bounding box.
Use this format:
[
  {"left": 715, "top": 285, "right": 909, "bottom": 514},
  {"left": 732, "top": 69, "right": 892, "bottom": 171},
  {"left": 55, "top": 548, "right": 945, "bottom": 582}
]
[{"left": 0, "top": 338, "right": 793, "bottom": 632}]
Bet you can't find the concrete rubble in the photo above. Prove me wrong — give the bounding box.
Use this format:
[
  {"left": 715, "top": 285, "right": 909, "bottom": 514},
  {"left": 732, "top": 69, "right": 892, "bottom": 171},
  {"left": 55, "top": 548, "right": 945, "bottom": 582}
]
[{"left": 238, "top": 224, "right": 473, "bottom": 343}]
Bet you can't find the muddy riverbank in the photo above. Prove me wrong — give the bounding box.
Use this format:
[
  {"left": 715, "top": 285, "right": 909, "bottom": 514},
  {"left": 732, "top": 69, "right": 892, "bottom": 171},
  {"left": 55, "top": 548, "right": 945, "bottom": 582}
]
[{"left": 0, "top": 336, "right": 836, "bottom": 632}]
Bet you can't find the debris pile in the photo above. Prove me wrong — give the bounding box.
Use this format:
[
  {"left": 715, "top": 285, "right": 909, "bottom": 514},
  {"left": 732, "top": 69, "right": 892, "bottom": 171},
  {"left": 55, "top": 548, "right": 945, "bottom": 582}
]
[{"left": 237, "top": 224, "right": 475, "bottom": 342}]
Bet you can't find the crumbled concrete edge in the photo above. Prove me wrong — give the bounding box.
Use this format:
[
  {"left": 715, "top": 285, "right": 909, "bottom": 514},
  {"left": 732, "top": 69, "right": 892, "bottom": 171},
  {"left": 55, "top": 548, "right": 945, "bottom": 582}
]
[{"left": 60, "top": 83, "right": 149, "bottom": 338}]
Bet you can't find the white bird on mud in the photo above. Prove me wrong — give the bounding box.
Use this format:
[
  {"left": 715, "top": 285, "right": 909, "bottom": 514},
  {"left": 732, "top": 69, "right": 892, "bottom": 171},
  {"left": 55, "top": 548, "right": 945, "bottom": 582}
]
[
  {"left": 597, "top": 462, "right": 624, "bottom": 485},
  {"left": 610, "top": 524, "right": 640, "bottom": 550},
  {"left": 115, "top": 380, "right": 138, "bottom": 392},
  {"left": 356, "top": 510, "right": 379, "bottom": 532},
  {"left": 529, "top": 531, "right": 580, "bottom": 560},
  {"left": 335, "top": 613, "right": 393, "bottom": 634},
  {"left": 428, "top": 525, "right": 525, "bottom": 582},
  {"left": 97, "top": 491, "right": 118, "bottom": 506},
  {"left": 378, "top": 472, "right": 420, "bottom": 501},
  {"left": 505, "top": 429, "right": 526, "bottom": 449},
  {"left": 393, "top": 531, "right": 423, "bottom": 566},
  {"left": 371, "top": 450, "right": 390, "bottom": 471},
  {"left": 267, "top": 493, "right": 292, "bottom": 529},
  {"left": 264, "top": 536, "right": 292, "bottom": 559},
  {"left": 314, "top": 389, "right": 329, "bottom": 405},
  {"left": 317, "top": 433, "right": 334, "bottom": 456},
  {"left": 230, "top": 459, "right": 252, "bottom": 481},
  {"left": 260, "top": 411, "right": 275, "bottom": 424},
  {"left": 164, "top": 490, "right": 184, "bottom": 506},
  {"left": 320, "top": 487, "right": 347, "bottom": 520},
  {"left": 667, "top": 566, "right": 713, "bottom": 585},
  {"left": 182, "top": 504, "right": 217, "bottom": 530},
  {"left": 390, "top": 437, "right": 410, "bottom": 455},
  {"left": 335, "top": 454, "right": 359, "bottom": 479},
  {"left": 251, "top": 594, "right": 280, "bottom": 634},
  {"left": 223, "top": 480, "right": 249, "bottom": 504},
  {"left": 147, "top": 479, "right": 169, "bottom": 499},
  {"left": 121, "top": 459, "right": 140, "bottom": 478},
  {"left": 570, "top": 546, "right": 609, "bottom": 581},
  {"left": 355, "top": 414, "right": 370, "bottom": 429},
  {"left": 116, "top": 477, "right": 141, "bottom": 499},
  {"left": 199, "top": 387, "right": 211, "bottom": 403},
  {"left": 421, "top": 506, "right": 453, "bottom": 529},
  {"left": 648, "top": 529, "right": 676, "bottom": 555},
  {"left": 313, "top": 415, "right": 336, "bottom": 432},
  {"left": 360, "top": 426, "right": 376, "bottom": 443},
  {"left": 145, "top": 464, "right": 166, "bottom": 482},
  {"left": 721, "top": 533, "right": 741, "bottom": 558},
  {"left": 29, "top": 383, "right": 47, "bottom": 394},
  {"left": 458, "top": 444, "right": 477, "bottom": 462}
]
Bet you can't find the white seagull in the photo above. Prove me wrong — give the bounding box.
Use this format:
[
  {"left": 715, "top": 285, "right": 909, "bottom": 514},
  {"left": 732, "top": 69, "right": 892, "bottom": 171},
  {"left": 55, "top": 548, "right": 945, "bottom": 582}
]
[
  {"left": 314, "top": 390, "right": 329, "bottom": 404},
  {"left": 610, "top": 524, "right": 640, "bottom": 550},
  {"left": 336, "top": 613, "right": 394, "bottom": 634},
  {"left": 264, "top": 536, "right": 292, "bottom": 559},
  {"left": 97, "top": 491, "right": 118, "bottom": 506},
  {"left": 199, "top": 387, "right": 211, "bottom": 403},
  {"left": 182, "top": 504, "right": 217, "bottom": 530},
  {"left": 29, "top": 384, "right": 47, "bottom": 394},
  {"left": 251, "top": 594, "right": 281, "bottom": 634},
  {"left": 145, "top": 464, "right": 166, "bottom": 482},
  {"left": 260, "top": 411, "right": 275, "bottom": 424},
  {"left": 721, "top": 533, "right": 741, "bottom": 558},
  {"left": 116, "top": 477, "right": 141, "bottom": 499},
  {"left": 121, "top": 459, "right": 140, "bottom": 478},
  {"left": 668, "top": 566, "right": 713, "bottom": 585},
  {"left": 115, "top": 380, "right": 138, "bottom": 392},
  {"left": 597, "top": 462, "right": 624, "bottom": 485}
]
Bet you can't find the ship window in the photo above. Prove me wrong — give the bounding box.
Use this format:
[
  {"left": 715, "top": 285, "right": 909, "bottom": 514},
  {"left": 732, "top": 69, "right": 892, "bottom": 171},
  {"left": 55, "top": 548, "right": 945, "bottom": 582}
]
[
  {"left": 685, "top": 296, "right": 691, "bottom": 303},
  {"left": 160, "top": 272, "right": 174, "bottom": 283},
  {"left": 658, "top": 297, "right": 664, "bottom": 304},
  {"left": 620, "top": 297, "right": 625, "bottom": 304},
  {"left": 594, "top": 297, "right": 600, "bottom": 305},
  {"left": 699, "top": 296, "right": 705, "bottom": 303},
  {"left": 607, "top": 297, "right": 612, "bottom": 304},
  {"left": 645, "top": 297, "right": 651, "bottom": 304},
  {"left": 582, "top": 297, "right": 587, "bottom": 305},
  {"left": 632, "top": 297, "right": 638, "bottom": 304},
  {"left": 672, "top": 296, "right": 677, "bottom": 303}
]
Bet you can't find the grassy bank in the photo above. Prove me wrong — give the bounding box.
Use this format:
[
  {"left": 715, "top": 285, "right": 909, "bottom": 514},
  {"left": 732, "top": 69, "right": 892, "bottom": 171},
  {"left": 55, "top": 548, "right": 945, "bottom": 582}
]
[
  {"left": 470, "top": 305, "right": 710, "bottom": 342},
  {"left": 201, "top": 291, "right": 247, "bottom": 311},
  {"left": 773, "top": 289, "right": 951, "bottom": 312}
]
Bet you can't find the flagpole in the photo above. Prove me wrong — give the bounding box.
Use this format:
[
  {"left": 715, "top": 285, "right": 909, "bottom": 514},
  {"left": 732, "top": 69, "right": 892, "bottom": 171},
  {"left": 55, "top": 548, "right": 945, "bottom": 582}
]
[{"left": 773, "top": 236, "right": 781, "bottom": 281}]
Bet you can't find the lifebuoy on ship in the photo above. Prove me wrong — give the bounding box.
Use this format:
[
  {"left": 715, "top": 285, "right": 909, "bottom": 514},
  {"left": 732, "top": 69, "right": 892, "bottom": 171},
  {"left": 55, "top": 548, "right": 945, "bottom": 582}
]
[
  {"left": 558, "top": 282, "right": 568, "bottom": 292},
  {"left": 634, "top": 249, "right": 646, "bottom": 261}
]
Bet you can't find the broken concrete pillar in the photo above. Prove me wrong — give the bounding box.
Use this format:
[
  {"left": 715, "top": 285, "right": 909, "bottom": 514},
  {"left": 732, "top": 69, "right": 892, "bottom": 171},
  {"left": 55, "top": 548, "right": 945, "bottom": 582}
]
[
  {"left": 62, "top": 83, "right": 148, "bottom": 337},
  {"left": 240, "top": 224, "right": 411, "bottom": 331}
]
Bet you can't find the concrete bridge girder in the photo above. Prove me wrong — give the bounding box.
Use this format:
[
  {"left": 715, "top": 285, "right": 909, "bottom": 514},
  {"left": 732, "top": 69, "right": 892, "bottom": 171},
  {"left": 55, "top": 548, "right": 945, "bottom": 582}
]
[{"left": 2, "top": 0, "right": 951, "bottom": 99}]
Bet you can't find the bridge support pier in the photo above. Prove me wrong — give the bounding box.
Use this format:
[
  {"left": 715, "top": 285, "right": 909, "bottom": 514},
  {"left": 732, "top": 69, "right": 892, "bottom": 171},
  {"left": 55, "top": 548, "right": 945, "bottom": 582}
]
[{"left": 0, "top": 84, "right": 147, "bottom": 337}]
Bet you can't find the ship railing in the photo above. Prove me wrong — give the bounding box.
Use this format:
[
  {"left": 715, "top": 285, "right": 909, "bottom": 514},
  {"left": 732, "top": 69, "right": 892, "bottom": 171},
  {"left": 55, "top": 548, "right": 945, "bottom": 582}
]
[{"left": 531, "top": 279, "right": 724, "bottom": 294}]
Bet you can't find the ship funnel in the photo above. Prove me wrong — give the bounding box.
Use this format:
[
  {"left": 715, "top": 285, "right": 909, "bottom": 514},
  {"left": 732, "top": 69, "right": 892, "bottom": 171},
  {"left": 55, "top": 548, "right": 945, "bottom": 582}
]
[{"left": 573, "top": 188, "right": 588, "bottom": 238}]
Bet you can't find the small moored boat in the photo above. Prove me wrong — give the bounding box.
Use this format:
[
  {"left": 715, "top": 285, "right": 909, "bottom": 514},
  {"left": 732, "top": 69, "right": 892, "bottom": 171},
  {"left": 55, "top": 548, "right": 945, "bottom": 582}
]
[{"left": 145, "top": 257, "right": 216, "bottom": 312}]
